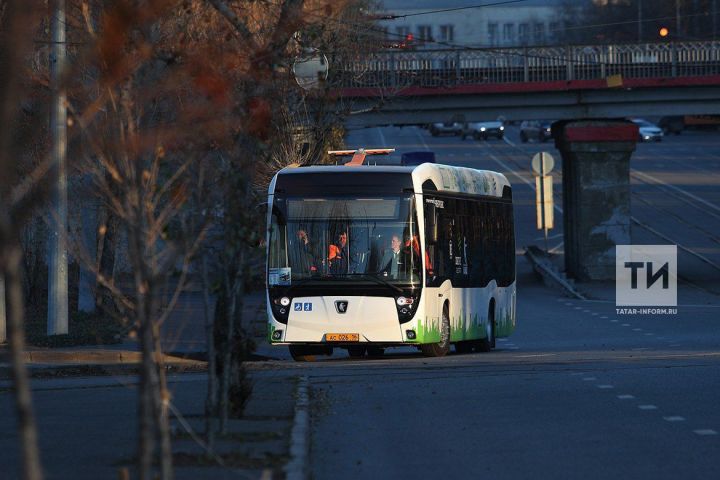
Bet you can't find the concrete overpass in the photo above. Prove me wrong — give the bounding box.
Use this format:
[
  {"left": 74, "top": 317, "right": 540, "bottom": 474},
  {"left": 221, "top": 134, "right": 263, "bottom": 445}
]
[{"left": 333, "top": 41, "right": 720, "bottom": 127}]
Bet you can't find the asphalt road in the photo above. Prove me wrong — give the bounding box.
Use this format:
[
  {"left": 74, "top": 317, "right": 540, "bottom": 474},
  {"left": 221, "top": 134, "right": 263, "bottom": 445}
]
[{"left": 286, "top": 124, "right": 720, "bottom": 479}]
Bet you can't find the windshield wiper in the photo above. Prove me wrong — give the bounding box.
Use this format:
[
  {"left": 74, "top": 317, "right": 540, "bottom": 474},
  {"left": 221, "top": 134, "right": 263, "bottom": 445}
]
[{"left": 335, "top": 273, "right": 404, "bottom": 294}]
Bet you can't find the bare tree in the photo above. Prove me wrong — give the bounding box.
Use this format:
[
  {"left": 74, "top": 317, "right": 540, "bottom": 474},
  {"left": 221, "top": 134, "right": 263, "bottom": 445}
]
[{"left": 1, "top": 1, "right": 53, "bottom": 479}]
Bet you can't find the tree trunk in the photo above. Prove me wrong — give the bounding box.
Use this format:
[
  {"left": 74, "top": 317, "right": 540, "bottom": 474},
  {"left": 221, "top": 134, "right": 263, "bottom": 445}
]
[
  {"left": 4, "top": 244, "right": 44, "bottom": 480},
  {"left": 95, "top": 205, "right": 118, "bottom": 313},
  {"left": 153, "top": 323, "right": 173, "bottom": 480},
  {"left": 201, "top": 255, "right": 217, "bottom": 450},
  {"left": 137, "top": 288, "right": 156, "bottom": 480}
]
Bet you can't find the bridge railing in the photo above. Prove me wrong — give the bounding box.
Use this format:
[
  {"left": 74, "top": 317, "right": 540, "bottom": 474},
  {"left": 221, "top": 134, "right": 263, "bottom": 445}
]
[{"left": 336, "top": 41, "right": 720, "bottom": 90}]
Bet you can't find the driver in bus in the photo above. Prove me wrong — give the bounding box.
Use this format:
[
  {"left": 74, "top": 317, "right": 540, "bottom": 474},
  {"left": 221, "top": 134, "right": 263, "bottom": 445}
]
[
  {"left": 293, "top": 229, "right": 318, "bottom": 274},
  {"left": 379, "top": 234, "right": 407, "bottom": 279},
  {"left": 328, "top": 231, "right": 349, "bottom": 274}
]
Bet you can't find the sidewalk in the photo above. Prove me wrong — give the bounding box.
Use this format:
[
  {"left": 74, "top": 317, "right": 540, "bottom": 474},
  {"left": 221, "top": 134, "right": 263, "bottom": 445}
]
[{"left": 0, "top": 291, "right": 307, "bottom": 479}]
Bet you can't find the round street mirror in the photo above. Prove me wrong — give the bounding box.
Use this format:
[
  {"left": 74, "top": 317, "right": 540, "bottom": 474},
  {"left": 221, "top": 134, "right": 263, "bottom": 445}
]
[
  {"left": 293, "top": 52, "right": 329, "bottom": 91},
  {"left": 531, "top": 152, "right": 555, "bottom": 175}
]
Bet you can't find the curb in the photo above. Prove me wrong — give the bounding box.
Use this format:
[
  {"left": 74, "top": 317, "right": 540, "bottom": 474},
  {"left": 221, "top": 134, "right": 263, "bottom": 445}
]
[
  {"left": 524, "top": 245, "right": 587, "bottom": 300},
  {"left": 0, "top": 360, "right": 207, "bottom": 380},
  {"left": 285, "top": 375, "right": 310, "bottom": 480}
]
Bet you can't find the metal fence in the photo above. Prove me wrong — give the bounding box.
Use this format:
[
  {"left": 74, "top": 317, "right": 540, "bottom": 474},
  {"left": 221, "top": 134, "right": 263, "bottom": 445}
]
[{"left": 336, "top": 41, "right": 720, "bottom": 90}]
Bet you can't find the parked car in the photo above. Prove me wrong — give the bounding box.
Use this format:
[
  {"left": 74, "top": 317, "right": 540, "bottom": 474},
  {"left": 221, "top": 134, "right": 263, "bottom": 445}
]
[
  {"left": 520, "top": 120, "right": 553, "bottom": 143},
  {"left": 429, "top": 121, "right": 463, "bottom": 136},
  {"left": 631, "top": 118, "right": 663, "bottom": 142},
  {"left": 658, "top": 116, "right": 684, "bottom": 135},
  {"left": 461, "top": 121, "right": 505, "bottom": 140}
]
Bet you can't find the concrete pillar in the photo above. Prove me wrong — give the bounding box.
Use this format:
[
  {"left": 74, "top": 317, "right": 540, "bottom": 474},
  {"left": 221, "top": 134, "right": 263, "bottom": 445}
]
[{"left": 553, "top": 119, "right": 638, "bottom": 281}]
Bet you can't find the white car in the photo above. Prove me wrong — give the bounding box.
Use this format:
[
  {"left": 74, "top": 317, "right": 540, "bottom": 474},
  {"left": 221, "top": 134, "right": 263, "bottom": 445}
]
[
  {"left": 631, "top": 118, "right": 663, "bottom": 142},
  {"left": 461, "top": 121, "right": 505, "bottom": 140}
]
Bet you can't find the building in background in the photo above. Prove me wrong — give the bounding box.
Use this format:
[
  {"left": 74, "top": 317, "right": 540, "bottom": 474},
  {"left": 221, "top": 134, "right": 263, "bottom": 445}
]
[{"left": 377, "top": 0, "right": 572, "bottom": 49}]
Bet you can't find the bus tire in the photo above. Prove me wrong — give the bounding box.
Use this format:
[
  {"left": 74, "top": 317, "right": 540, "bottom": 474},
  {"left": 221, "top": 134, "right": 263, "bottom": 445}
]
[
  {"left": 476, "top": 305, "right": 495, "bottom": 352},
  {"left": 455, "top": 341, "right": 473, "bottom": 354},
  {"left": 347, "top": 345, "right": 367, "bottom": 358},
  {"left": 367, "top": 346, "right": 385, "bottom": 357},
  {"left": 421, "top": 305, "right": 450, "bottom": 357},
  {"left": 289, "top": 345, "right": 316, "bottom": 362}
]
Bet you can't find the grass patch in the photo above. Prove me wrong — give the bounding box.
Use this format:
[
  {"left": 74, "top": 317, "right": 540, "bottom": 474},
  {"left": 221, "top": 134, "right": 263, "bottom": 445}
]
[{"left": 25, "top": 308, "right": 125, "bottom": 347}]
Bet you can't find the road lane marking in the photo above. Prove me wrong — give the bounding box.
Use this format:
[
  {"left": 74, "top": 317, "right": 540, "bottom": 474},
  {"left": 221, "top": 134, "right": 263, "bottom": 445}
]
[
  {"left": 414, "top": 128, "right": 430, "bottom": 151},
  {"left": 517, "top": 353, "right": 557, "bottom": 358},
  {"left": 617, "top": 395, "right": 635, "bottom": 400},
  {"left": 610, "top": 319, "right": 618, "bottom": 323},
  {"left": 622, "top": 323, "right": 631, "bottom": 327},
  {"left": 376, "top": 127, "right": 387, "bottom": 147},
  {"left": 694, "top": 429, "right": 718, "bottom": 436},
  {"left": 663, "top": 416, "right": 686, "bottom": 422},
  {"left": 638, "top": 405, "right": 658, "bottom": 410},
  {"left": 597, "top": 385, "right": 614, "bottom": 389},
  {"left": 582, "top": 377, "right": 597, "bottom": 381},
  {"left": 644, "top": 333, "right": 654, "bottom": 336},
  {"left": 631, "top": 169, "right": 720, "bottom": 214},
  {"left": 633, "top": 328, "right": 643, "bottom": 331}
]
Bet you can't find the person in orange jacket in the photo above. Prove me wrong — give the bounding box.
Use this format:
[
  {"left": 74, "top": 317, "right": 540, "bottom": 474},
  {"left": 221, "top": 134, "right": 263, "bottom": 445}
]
[{"left": 328, "top": 231, "right": 349, "bottom": 274}]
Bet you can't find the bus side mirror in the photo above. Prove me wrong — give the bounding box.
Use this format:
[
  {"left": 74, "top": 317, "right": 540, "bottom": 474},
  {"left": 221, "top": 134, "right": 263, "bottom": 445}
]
[{"left": 426, "top": 203, "right": 437, "bottom": 244}]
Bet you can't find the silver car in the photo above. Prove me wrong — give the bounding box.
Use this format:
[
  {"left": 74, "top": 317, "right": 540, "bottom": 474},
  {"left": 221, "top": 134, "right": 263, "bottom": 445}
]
[{"left": 631, "top": 118, "right": 663, "bottom": 142}]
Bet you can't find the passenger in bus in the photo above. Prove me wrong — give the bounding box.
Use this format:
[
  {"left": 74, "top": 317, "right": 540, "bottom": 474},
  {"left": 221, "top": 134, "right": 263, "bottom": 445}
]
[
  {"left": 328, "top": 231, "right": 349, "bottom": 274},
  {"left": 293, "top": 229, "right": 318, "bottom": 274},
  {"left": 406, "top": 234, "right": 433, "bottom": 277},
  {"left": 379, "top": 234, "right": 407, "bottom": 279}
]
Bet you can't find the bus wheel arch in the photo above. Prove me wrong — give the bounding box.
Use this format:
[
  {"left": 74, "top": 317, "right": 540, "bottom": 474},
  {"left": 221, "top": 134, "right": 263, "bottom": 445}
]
[
  {"left": 476, "top": 299, "right": 496, "bottom": 352},
  {"left": 421, "top": 301, "right": 451, "bottom": 357}
]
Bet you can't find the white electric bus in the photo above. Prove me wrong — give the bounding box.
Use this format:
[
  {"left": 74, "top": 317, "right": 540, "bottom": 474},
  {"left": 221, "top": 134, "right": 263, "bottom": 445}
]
[{"left": 266, "top": 159, "right": 516, "bottom": 360}]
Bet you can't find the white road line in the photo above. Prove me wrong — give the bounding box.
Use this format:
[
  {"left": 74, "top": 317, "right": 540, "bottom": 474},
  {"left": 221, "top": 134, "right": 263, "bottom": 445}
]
[
  {"left": 645, "top": 333, "right": 654, "bottom": 336},
  {"left": 582, "top": 377, "right": 597, "bottom": 381},
  {"left": 631, "top": 168, "right": 720, "bottom": 215},
  {"left": 617, "top": 395, "right": 635, "bottom": 400},
  {"left": 638, "top": 405, "right": 658, "bottom": 410},
  {"left": 610, "top": 319, "right": 618, "bottom": 323},
  {"left": 574, "top": 307, "right": 583, "bottom": 310},
  {"left": 565, "top": 303, "right": 574, "bottom": 306},
  {"left": 591, "top": 313, "right": 599, "bottom": 316},
  {"left": 633, "top": 328, "right": 643, "bottom": 332},
  {"left": 601, "top": 316, "right": 609, "bottom": 319},
  {"left": 622, "top": 323, "right": 631, "bottom": 327},
  {"left": 414, "top": 128, "right": 429, "bottom": 151},
  {"left": 483, "top": 147, "right": 565, "bottom": 215},
  {"left": 663, "top": 416, "right": 686, "bottom": 422},
  {"left": 376, "top": 127, "right": 387, "bottom": 147},
  {"left": 597, "top": 385, "right": 614, "bottom": 389},
  {"left": 694, "top": 429, "right": 718, "bottom": 436}
]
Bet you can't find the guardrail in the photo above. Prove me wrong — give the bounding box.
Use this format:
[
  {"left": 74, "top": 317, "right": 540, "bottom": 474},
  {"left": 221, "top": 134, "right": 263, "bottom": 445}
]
[{"left": 336, "top": 41, "right": 720, "bottom": 90}]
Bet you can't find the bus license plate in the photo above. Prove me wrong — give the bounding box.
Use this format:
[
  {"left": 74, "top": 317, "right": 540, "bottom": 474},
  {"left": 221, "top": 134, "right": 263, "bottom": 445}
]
[{"left": 326, "top": 333, "right": 359, "bottom": 342}]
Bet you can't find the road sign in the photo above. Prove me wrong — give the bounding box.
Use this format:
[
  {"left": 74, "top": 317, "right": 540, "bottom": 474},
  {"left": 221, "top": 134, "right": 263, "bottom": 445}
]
[
  {"left": 531, "top": 152, "right": 555, "bottom": 176},
  {"left": 535, "top": 176, "right": 554, "bottom": 231}
]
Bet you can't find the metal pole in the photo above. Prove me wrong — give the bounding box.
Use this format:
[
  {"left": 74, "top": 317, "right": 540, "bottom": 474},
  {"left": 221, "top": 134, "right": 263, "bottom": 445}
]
[
  {"left": 676, "top": 0, "right": 681, "bottom": 37},
  {"left": 540, "top": 153, "right": 548, "bottom": 254},
  {"left": 713, "top": 0, "right": 717, "bottom": 40},
  {"left": 0, "top": 276, "right": 5, "bottom": 343},
  {"left": 48, "top": 0, "right": 69, "bottom": 335},
  {"left": 638, "top": 0, "right": 643, "bottom": 42}
]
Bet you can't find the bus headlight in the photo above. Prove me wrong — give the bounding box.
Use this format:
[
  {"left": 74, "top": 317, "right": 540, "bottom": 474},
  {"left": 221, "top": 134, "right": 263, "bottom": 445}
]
[
  {"left": 395, "top": 293, "right": 419, "bottom": 323},
  {"left": 480, "top": 127, "right": 486, "bottom": 132},
  {"left": 271, "top": 296, "right": 292, "bottom": 323},
  {"left": 500, "top": 126, "right": 505, "bottom": 131}
]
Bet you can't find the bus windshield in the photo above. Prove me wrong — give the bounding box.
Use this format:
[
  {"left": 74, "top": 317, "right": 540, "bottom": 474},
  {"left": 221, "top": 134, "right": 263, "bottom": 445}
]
[{"left": 268, "top": 195, "right": 421, "bottom": 287}]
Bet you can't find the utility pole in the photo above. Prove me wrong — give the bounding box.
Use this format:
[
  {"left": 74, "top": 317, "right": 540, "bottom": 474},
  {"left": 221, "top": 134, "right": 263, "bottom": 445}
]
[
  {"left": 0, "top": 276, "right": 5, "bottom": 343},
  {"left": 676, "top": 0, "right": 681, "bottom": 37},
  {"left": 638, "top": 0, "right": 643, "bottom": 42},
  {"left": 48, "top": 0, "right": 69, "bottom": 335},
  {"left": 713, "top": 0, "right": 717, "bottom": 40}
]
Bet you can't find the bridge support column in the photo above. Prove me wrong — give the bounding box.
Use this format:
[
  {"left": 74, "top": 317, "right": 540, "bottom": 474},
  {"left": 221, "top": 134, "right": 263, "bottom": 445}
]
[{"left": 553, "top": 119, "right": 638, "bottom": 281}]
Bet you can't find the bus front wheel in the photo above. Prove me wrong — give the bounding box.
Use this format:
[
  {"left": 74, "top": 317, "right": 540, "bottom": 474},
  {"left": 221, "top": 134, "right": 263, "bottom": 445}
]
[
  {"left": 347, "top": 345, "right": 367, "bottom": 358},
  {"left": 421, "top": 306, "right": 450, "bottom": 357},
  {"left": 289, "top": 345, "right": 333, "bottom": 362},
  {"left": 476, "top": 306, "right": 495, "bottom": 352}
]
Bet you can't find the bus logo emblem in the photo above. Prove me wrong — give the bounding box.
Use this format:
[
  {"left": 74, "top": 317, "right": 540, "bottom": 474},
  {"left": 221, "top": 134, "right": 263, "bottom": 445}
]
[{"left": 335, "top": 301, "right": 349, "bottom": 314}]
